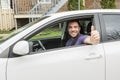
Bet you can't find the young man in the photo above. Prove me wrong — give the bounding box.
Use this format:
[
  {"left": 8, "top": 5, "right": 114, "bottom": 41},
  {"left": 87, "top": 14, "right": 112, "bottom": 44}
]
[{"left": 66, "top": 20, "right": 100, "bottom": 46}]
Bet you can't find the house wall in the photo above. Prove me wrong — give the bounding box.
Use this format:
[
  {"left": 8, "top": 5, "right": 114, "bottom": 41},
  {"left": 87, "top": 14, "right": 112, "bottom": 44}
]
[
  {"left": 84, "top": 0, "right": 94, "bottom": 9},
  {"left": 12, "top": 0, "right": 37, "bottom": 14},
  {"left": 0, "top": 9, "right": 14, "bottom": 30},
  {"left": 116, "top": 0, "right": 120, "bottom": 8}
]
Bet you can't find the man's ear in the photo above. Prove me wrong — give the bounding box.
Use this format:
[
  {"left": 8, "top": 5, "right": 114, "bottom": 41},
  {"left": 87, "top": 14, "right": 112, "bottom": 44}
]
[
  {"left": 79, "top": 26, "right": 81, "bottom": 29},
  {"left": 79, "top": 26, "right": 81, "bottom": 31}
]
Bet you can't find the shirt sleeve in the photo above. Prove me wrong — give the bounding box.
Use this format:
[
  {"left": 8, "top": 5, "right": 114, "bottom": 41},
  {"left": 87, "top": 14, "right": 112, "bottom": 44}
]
[
  {"left": 77, "top": 35, "right": 88, "bottom": 44},
  {"left": 82, "top": 35, "right": 88, "bottom": 43}
]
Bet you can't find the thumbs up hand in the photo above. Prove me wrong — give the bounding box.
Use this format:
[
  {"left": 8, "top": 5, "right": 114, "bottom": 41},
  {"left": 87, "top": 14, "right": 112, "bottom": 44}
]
[{"left": 90, "top": 25, "right": 100, "bottom": 45}]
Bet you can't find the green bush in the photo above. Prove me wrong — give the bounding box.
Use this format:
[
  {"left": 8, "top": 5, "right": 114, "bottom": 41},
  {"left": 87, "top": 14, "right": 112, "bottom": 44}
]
[
  {"left": 100, "top": 0, "right": 116, "bottom": 9},
  {"left": 67, "top": 0, "right": 84, "bottom": 10}
]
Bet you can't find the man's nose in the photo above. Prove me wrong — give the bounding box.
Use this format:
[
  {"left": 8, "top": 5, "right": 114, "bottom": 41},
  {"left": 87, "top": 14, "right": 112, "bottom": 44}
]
[{"left": 71, "top": 27, "right": 75, "bottom": 31}]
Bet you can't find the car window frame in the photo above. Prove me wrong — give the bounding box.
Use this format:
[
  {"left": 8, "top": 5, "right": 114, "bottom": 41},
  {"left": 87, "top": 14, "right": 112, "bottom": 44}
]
[
  {"left": 24, "top": 13, "right": 100, "bottom": 40},
  {"left": 26, "top": 14, "right": 101, "bottom": 50},
  {"left": 9, "top": 13, "right": 101, "bottom": 58}
]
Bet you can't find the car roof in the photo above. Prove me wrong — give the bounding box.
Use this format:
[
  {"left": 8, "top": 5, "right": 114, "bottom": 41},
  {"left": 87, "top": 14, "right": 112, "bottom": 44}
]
[{"left": 47, "top": 9, "right": 120, "bottom": 18}]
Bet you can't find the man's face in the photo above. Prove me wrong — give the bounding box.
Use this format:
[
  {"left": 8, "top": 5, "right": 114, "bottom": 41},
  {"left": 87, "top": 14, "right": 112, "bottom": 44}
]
[{"left": 68, "top": 21, "right": 80, "bottom": 38}]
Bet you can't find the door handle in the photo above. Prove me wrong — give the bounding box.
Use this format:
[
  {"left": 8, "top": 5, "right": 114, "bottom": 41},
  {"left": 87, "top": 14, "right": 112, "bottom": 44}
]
[{"left": 85, "top": 53, "right": 102, "bottom": 60}]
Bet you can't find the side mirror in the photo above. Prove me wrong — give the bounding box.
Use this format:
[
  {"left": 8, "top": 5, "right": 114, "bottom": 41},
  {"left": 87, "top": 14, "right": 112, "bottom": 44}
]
[{"left": 13, "top": 41, "right": 30, "bottom": 55}]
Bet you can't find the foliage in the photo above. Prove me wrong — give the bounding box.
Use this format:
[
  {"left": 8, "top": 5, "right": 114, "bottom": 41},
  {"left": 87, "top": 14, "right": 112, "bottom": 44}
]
[
  {"left": 67, "top": 0, "right": 84, "bottom": 10},
  {"left": 100, "top": 0, "right": 116, "bottom": 9}
]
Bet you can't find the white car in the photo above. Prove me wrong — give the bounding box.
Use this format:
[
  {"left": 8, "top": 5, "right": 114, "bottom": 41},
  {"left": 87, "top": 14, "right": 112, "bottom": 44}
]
[{"left": 0, "top": 9, "right": 120, "bottom": 80}]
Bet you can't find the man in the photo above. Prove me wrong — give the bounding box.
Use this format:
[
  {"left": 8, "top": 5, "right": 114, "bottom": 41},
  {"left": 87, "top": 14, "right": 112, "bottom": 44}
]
[{"left": 66, "top": 20, "right": 100, "bottom": 46}]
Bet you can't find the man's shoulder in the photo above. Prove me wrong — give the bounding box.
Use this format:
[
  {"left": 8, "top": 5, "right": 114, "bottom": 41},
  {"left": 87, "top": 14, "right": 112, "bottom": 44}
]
[{"left": 78, "top": 34, "right": 88, "bottom": 38}]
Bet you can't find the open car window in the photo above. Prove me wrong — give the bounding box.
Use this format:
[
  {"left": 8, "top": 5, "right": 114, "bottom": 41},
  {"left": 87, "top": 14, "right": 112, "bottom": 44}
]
[{"left": 27, "top": 16, "right": 94, "bottom": 54}]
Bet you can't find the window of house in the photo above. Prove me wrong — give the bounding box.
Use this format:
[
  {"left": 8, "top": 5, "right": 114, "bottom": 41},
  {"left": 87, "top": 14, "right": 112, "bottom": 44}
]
[
  {"left": 40, "top": 0, "right": 51, "bottom": 3},
  {"left": 103, "top": 14, "right": 120, "bottom": 41}
]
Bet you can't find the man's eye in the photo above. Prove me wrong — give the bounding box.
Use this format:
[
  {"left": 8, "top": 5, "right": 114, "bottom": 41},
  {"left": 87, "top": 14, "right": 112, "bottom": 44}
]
[
  {"left": 74, "top": 26, "right": 78, "bottom": 28},
  {"left": 68, "top": 26, "right": 72, "bottom": 28}
]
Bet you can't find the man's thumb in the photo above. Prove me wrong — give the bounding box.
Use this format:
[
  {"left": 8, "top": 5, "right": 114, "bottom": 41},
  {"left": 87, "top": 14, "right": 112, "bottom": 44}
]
[{"left": 91, "top": 25, "right": 95, "bottom": 32}]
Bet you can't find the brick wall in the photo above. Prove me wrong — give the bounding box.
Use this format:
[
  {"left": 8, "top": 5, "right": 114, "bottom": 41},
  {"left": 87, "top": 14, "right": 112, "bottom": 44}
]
[
  {"left": 84, "top": 0, "right": 94, "bottom": 9},
  {"left": 116, "top": 0, "right": 120, "bottom": 9},
  {"left": 13, "top": 0, "right": 37, "bottom": 14}
]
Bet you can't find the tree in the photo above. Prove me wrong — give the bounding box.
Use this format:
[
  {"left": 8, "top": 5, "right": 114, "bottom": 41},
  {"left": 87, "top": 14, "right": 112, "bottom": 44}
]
[
  {"left": 67, "top": 0, "right": 84, "bottom": 11},
  {"left": 100, "top": 0, "right": 116, "bottom": 9}
]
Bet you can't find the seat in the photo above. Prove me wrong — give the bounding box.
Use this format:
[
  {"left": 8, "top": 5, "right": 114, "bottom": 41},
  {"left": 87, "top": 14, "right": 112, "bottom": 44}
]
[{"left": 86, "top": 22, "right": 92, "bottom": 35}]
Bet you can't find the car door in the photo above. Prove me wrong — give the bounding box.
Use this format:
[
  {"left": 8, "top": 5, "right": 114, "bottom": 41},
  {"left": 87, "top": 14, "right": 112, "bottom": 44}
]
[
  {"left": 99, "top": 13, "right": 120, "bottom": 80},
  {"left": 0, "top": 48, "right": 9, "bottom": 80},
  {"left": 0, "top": 58, "right": 8, "bottom": 80},
  {"left": 7, "top": 13, "right": 105, "bottom": 80}
]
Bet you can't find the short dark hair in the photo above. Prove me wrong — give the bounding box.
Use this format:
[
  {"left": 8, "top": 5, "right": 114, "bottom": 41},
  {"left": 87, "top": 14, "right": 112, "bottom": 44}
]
[{"left": 67, "top": 20, "right": 81, "bottom": 28}]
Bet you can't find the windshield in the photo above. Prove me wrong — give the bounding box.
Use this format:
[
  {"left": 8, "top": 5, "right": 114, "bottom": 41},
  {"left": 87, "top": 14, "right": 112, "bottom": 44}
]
[{"left": 0, "top": 16, "right": 49, "bottom": 43}]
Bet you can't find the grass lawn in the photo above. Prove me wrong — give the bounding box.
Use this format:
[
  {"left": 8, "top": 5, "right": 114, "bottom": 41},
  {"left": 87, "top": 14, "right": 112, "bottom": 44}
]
[
  {"left": 30, "top": 28, "right": 62, "bottom": 40},
  {"left": 0, "top": 30, "right": 13, "bottom": 34},
  {"left": 0, "top": 36, "right": 3, "bottom": 39},
  {"left": 0, "top": 30, "right": 13, "bottom": 41}
]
